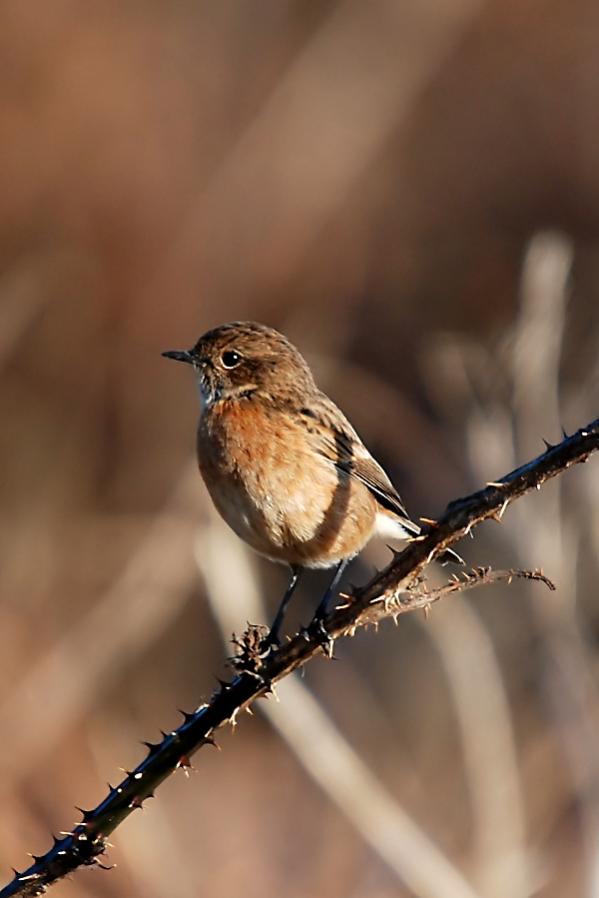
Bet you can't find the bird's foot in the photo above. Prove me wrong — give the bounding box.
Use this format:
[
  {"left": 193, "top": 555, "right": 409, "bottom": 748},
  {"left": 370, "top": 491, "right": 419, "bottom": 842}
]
[
  {"left": 305, "top": 616, "right": 335, "bottom": 658},
  {"left": 260, "top": 626, "right": 282, "bottom": 655}
]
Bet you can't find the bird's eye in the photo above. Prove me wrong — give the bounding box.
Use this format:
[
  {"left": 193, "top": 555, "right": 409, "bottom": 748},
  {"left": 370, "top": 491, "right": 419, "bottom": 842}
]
[{"left": 221, "top": 350, "right": 242, "bottom": 369}]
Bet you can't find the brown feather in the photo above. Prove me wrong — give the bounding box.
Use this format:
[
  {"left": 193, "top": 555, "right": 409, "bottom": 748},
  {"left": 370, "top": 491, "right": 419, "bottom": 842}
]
[{"left": 298, "top": 391, "right": 420, "bottom": 535}]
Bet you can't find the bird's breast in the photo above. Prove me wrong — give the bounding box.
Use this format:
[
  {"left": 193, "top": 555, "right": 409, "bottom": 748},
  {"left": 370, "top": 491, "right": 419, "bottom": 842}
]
[{"left": 197, "top": 399, "right": 378, "bottom": 566}]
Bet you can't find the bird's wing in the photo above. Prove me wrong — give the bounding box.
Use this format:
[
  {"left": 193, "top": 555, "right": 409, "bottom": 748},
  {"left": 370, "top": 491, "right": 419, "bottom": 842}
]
[
  {"left": 300, "top": 394, "right": 419, "bottom": 535},
  {"left": 345, "top": 453, "right": 419, "bottom": 535},
  {"left": 299, "top": 394, "right": 463, "bottom": 564}
]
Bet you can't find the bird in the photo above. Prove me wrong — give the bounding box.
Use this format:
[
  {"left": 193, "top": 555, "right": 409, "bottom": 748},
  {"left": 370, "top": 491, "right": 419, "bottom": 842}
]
[{"left": 163, "top": 321, "right": 462, "bottom": 642}]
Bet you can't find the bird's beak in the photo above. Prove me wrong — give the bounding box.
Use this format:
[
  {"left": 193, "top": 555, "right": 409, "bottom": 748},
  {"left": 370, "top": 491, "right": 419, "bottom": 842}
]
[{"left": 162, "top": 349, "right": 194, "bottom": 364}]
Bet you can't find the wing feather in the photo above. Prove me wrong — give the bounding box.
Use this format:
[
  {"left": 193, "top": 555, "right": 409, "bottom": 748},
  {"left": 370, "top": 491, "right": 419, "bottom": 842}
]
[
  {"left": 297, "top": 394, "right": 463, "bottom": 564},
  {"left": 299, "top": 393, "right": 419, "bottom": 535}
]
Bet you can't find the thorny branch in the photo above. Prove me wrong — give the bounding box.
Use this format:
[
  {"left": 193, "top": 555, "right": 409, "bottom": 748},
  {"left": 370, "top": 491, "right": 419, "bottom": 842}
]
[{"left": 2, "top": 416, "right": 598, "bottom": 897}]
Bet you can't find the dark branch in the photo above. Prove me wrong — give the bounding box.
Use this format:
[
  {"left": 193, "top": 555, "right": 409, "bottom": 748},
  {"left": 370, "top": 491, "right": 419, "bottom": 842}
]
[{"left": 2, "top": 416, "right": 597, "bottom": 897}]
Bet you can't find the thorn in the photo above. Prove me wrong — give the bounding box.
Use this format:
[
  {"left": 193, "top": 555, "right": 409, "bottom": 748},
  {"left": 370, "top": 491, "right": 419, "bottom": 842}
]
[
  {"left": 542, "top": 438, "right": 555, "bottom": 450},
  {"left": 178, "top": 709, "right": 196, "bottom": 725},
  {"left": 203, "top": 736, "right": 220, "bottom": 750},
  {"left": 177, "top": 754, "right": 193, "bottom": 770},
  {"left": 142, "top": 741, "right": 160, "bottom": 756},
  {"left": 245, "top": 706, "right": 254, "bottom": 716},
  {"left": 492, "top": 498, "right": 510, "bottom": 521},
  {"left": 95, "top": 861, "right": 117, "bottom": 871},
  {"left": 75, "top": 807, "right": 95, "bottom": 823},
  {"left": 129, "top": 796, "right": 144, "bottom": 810}
]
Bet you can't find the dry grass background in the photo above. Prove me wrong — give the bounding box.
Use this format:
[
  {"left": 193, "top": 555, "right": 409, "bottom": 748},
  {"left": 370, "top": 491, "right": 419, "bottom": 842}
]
[{"left": 1, "top": 2, "right": 599, "bottom": 896}]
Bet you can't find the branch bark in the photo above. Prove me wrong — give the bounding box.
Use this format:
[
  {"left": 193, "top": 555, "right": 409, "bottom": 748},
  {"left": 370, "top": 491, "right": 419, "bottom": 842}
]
[{"left": 2, "top": 416, "right": 597, "bottom": 897}]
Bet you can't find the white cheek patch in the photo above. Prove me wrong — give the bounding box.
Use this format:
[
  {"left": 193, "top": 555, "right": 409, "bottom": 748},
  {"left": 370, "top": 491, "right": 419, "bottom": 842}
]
[
  {"left": 375, "top": 512, "right": 413, "bottom": 541},
  {"left": 196, "top": 379, "right": 211, "bottom": 413}
]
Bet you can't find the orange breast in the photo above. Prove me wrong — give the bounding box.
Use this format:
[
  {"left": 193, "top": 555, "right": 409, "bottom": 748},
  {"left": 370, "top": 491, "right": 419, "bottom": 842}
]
[{"left": 196, "top": 398, "right": 377, "bottom": 567}]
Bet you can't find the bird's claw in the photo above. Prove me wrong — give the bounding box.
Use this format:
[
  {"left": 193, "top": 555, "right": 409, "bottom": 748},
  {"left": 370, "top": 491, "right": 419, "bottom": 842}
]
[{"left": 306, "top": 617, "right": 335, "bottom": 657}]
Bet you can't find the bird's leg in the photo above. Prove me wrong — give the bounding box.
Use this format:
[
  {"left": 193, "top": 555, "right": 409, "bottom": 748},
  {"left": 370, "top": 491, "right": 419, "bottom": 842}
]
[
  {"left": 268, "top": 565, "right": 302, "bottom": 644},
  {"left": 313, "top": 558, "right": 350, "bottom": 623},
  {"left": 306, "top": 558, "right": 350, "bottom": 654}
]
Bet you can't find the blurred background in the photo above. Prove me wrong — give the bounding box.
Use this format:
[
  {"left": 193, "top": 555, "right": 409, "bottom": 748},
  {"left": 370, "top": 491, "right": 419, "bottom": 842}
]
[{"left": 1, "top": 1, "right": 599, "bottom": 896}]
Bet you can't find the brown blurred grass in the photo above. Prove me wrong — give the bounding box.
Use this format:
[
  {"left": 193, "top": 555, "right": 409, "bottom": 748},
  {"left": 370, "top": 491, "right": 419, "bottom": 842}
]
[{"left": 1, "top": 2, "right": 599, "bottom": 896}]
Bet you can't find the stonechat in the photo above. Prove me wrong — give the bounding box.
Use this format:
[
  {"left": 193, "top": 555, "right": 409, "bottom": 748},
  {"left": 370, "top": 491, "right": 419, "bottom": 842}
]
[{"left": 163, "top": 321, "right": 461, "bottom": 641}]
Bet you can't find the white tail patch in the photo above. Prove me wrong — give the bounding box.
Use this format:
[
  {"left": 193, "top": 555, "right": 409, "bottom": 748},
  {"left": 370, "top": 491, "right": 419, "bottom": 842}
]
[{"left": 375, "top": 512, "right": 417, "bottom": 542}]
